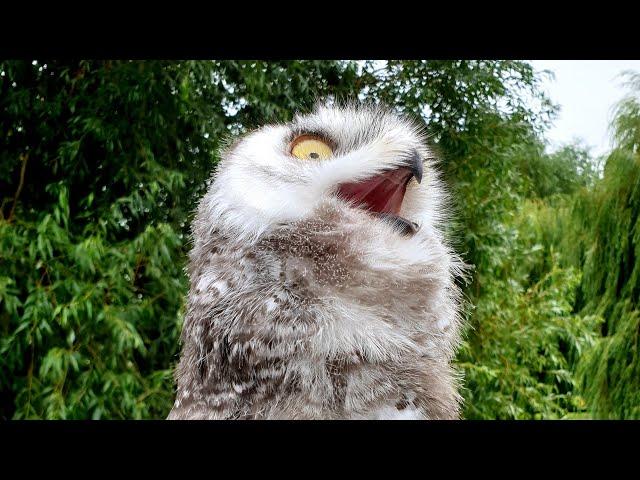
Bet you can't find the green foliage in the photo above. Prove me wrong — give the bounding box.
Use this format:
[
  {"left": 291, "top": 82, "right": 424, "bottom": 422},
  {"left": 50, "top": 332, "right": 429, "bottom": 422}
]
[
  {"left": 458, "top": 196, "right": 600, "bottom": 419},
  {"left": 500, "top": 71, "right": 640, "bottom": 419},
  {"left": 1, "top": 60, "right": 637, "bottom": 419},
  {"left": 523, "top": 142, "right": 601, "bottom": 198},
  {"left": 610, "top": 71, "right": 640, "bottom": 153},
  {"left": 561, "top": 147, "right": 640, "bottom": 418}
]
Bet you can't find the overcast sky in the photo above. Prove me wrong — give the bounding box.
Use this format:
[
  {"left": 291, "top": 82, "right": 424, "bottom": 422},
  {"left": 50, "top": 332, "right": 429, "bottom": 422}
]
[{"left": 530, "top": 60, "right": 640, "bottom": 157}]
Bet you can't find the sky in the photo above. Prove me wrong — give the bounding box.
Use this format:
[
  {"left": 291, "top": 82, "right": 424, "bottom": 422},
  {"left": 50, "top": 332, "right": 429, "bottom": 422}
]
[{"left": 530, "top": 60, "right": 640, "bottom": 158}]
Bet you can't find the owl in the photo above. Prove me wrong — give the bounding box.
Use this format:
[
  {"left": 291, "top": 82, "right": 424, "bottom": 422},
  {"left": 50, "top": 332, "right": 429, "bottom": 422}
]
[{"left": 168, "top": 103, "right": 467, "bottom": 420}]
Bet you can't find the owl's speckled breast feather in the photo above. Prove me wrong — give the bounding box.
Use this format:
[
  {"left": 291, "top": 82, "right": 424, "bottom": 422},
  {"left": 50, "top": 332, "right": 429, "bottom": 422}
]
[{"left": 170, "top": 200, "right": 463, "bottom": 420}]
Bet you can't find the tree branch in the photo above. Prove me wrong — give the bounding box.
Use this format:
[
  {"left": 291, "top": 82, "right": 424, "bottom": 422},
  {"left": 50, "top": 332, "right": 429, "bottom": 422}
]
[{"left": 7, "top": 152, "right": 29, "bottom": 222}]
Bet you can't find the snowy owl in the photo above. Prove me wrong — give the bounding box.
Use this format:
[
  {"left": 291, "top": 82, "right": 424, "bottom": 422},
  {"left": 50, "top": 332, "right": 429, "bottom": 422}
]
[{"left": 168, "top": 103, "right": 467, "bottom": 420}]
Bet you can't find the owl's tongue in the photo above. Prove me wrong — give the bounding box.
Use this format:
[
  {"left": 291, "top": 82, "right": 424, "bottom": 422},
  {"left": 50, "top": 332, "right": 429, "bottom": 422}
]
[{"left": 337, "top": 167, "right": 414, "bottom": 216}]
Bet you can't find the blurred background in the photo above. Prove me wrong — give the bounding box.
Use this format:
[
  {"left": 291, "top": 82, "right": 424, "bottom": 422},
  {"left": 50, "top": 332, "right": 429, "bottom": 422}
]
[{"left": 1, "top": 60, "right": 639, "bottom": 420}]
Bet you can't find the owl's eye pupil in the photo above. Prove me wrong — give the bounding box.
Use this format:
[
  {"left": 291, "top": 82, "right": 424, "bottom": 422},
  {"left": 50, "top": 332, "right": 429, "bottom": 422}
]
[{"left": 309, "top": 152, "right": 319, "bottom": 159}]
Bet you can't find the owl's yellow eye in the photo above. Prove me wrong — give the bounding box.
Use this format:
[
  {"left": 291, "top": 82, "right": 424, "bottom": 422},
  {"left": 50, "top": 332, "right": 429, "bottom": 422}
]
[{"left": 290, "top": 135, "right": 333, "bottom": 160}]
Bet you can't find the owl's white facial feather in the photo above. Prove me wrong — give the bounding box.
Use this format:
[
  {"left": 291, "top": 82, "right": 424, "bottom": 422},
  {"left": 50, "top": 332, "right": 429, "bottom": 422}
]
[{"left": 200, "top": 104, "right": 446, "bottom": 244}]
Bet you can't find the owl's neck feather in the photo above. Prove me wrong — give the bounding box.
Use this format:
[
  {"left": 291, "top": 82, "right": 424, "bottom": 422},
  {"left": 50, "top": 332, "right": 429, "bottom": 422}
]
[{"left": 172, "top": 200, "right": 464, "bottom": 419}]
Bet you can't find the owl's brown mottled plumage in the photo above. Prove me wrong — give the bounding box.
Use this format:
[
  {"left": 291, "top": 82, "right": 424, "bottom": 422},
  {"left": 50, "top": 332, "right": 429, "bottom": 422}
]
[{"left": 168, "top": 104, "right": 468, "bottom": 420}]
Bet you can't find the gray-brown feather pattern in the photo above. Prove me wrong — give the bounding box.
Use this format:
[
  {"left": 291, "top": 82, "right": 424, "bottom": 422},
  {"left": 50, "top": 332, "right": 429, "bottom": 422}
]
[{"left": 169, "top": 198, "right": 464, "bottom": 419}]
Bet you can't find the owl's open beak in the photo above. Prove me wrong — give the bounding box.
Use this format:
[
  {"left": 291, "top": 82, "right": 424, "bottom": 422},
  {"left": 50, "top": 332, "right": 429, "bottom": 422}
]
[{"left": 336, "top": 150, "right": 423, "bottom": 236}]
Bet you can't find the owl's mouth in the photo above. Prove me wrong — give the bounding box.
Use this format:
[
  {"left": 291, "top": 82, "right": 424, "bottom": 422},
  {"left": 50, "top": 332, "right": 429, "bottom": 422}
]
[{"left": 337, "top": 154, "right": 423, "bottom": 236}]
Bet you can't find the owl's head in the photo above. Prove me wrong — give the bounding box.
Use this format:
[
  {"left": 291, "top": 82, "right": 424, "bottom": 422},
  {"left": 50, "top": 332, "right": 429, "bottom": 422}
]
[{"left": 198, "top": 103, "right": 449, "bottom": 243}]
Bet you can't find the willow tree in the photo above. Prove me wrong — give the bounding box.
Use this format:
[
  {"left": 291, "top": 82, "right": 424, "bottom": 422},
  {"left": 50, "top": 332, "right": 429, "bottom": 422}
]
[{"left": 566, "top": 72, "right": 640, "bottom": 418}]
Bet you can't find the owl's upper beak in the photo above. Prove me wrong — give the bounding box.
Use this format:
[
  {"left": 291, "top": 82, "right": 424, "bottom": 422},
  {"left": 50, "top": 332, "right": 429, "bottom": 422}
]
[{"left": 407, "top": 149, "right": 423, "bottom": 184}]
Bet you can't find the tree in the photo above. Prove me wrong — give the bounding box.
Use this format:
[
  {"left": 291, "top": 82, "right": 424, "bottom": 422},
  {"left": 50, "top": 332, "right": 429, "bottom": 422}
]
[{"left": 565, "top": 72, "right": 640, "bottom": 418}]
